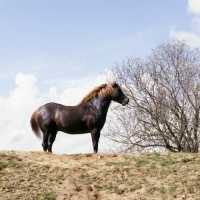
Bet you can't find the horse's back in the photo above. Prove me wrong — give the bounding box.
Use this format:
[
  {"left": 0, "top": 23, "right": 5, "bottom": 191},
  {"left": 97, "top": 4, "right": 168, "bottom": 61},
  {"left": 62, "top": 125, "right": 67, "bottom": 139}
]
[{"left": 37, "top": 102, "right": 72, "bottom": 121}]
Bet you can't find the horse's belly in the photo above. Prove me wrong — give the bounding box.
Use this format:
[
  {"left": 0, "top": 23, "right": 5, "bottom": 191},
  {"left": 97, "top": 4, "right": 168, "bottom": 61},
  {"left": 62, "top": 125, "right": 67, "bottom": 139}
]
[{"left": 59, "top": 122, "right": 90, "bottom": 134}]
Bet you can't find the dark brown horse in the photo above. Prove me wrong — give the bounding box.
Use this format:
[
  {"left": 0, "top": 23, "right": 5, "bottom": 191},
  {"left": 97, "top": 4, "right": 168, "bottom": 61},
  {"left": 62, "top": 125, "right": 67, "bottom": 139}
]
[{"left": 30, "top": 82, "right": 129, "bottom": 153}]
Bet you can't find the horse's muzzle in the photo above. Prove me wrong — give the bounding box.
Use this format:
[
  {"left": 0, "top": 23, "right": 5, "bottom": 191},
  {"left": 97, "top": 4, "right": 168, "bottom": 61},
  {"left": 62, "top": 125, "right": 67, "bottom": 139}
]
[{"left": 122, "top": 98, "right": 129, "bottom": 106}]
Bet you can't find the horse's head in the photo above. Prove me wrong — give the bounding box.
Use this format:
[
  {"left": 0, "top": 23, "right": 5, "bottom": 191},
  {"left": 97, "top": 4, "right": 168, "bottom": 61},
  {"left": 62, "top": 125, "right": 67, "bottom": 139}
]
[{"left": 110, "top": 82, "right": 129, "bottom": 106}]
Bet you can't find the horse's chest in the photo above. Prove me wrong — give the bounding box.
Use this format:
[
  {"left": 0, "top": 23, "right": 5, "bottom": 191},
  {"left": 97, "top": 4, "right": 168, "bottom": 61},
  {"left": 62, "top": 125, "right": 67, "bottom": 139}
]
[{"left": 86, "top": 112, "right": 106, "bottom": 129}]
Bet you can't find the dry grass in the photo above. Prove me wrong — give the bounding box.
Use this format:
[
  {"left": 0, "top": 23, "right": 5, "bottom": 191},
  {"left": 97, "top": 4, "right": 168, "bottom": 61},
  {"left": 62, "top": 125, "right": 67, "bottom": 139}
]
[{"left": 0, "top": 151, "right": 200, "bottom": 200}]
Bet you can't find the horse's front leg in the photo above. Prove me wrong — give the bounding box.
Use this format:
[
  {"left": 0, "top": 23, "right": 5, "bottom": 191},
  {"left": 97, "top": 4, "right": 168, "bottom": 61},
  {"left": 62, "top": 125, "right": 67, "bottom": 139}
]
[{"left": 91, "top": 128, "right": 100, "bottom": 153}]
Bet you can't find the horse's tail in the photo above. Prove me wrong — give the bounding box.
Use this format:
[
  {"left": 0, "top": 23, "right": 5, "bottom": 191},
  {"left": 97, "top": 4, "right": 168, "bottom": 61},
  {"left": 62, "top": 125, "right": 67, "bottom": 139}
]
[{"left": 30, "top": 109, "right": 42, "bottom": 139}]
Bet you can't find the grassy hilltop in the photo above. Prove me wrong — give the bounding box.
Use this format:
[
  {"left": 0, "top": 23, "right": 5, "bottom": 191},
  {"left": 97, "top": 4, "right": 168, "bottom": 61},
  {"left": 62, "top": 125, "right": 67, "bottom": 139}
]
[{"left": 0, "top": 151, "right": 200, "bottom": 200}]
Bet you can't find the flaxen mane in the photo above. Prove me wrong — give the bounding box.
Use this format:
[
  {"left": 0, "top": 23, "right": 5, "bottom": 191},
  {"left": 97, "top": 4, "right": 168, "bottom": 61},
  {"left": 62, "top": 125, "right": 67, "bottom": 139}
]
[{"left": 77, "top": 83, "right": 116, "bottom": 105}]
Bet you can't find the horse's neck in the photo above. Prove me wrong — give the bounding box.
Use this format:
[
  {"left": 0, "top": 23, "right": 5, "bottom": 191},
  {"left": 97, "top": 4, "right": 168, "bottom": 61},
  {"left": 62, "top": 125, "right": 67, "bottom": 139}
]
[{"left": 91, "top": 96, "right": 111, "bottom": 114}]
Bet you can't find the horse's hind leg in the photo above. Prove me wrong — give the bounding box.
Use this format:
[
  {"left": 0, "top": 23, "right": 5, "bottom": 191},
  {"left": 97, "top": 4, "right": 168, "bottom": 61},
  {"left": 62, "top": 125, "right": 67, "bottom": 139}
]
[
  {"left": 47, "top": 132, "right": 57, "bottom": 153},
  {"left": 40, "top": 119, "right": 58, "bottom": 153},
  {"left": 42, "top": 132, "right": 49, "bottom": 152}
]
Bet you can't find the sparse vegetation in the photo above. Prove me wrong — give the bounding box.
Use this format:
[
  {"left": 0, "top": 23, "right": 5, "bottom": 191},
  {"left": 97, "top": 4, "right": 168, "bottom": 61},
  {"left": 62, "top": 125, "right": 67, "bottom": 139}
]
[{"left": 0, "top": 151, "right": 200, "bottom": 199}]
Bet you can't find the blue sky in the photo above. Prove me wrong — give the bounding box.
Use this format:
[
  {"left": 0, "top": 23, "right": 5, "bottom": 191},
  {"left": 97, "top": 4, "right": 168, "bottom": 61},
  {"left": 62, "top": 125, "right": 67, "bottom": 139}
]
[{"left": 0, "top": 0, "right": 200, "bottom": 154}]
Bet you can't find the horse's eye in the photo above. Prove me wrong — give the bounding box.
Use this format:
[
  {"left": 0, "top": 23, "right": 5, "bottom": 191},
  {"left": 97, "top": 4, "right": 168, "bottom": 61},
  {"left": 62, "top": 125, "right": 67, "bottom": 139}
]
[{"left": 118, "top": 89, "right": 122, "bottom": 93}]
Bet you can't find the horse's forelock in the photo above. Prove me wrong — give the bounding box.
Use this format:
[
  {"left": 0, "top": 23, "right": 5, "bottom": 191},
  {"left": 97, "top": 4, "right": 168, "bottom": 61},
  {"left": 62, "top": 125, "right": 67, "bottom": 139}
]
[{"left": 99, "top": 83, "right": 116, "bottom": 98}]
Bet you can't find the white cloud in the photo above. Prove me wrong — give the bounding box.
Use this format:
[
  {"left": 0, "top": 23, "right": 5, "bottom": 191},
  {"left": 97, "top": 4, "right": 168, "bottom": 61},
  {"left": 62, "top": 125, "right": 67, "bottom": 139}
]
[
  {"left": 0, "top": 73, "right": 41, "bottom": 152},
  {"left": 38, "top": 87, "right": 59, "bottom": 104},
  {"left": 187, "top": 0, "right": 200, "bottom": 14},
  {"left": 59, "top": 73, "right": 107, "bottom": 106},
  {"left": 170, "top": 29, "right": 200, "bottom": 48},
  {"left": 59, "top": 87, "right": 86, "bottom": 105},
  {"left": 0, "top": 72, "right": 111, "bottom": 154},
  {"left": 169, "top": 0, "right": 200, "bottom": 48}
]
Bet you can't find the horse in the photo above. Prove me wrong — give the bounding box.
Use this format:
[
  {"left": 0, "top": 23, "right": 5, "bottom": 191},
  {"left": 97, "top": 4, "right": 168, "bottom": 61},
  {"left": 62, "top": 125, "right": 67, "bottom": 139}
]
[{"left": 30, "top": 82, "right": 129, "bottom": 153}]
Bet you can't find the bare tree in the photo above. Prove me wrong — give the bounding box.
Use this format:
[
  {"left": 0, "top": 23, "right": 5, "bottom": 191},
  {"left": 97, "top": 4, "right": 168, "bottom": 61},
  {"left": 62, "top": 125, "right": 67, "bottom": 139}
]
[{"left": 104, "top": 40, "right": 200, "bottom": 153}]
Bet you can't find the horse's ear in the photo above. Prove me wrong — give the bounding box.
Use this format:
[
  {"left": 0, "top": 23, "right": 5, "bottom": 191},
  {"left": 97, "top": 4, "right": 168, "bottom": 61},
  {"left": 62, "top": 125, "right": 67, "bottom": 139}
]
[{"left": 111, "top": 82, "right": 118, "bottom": 87}]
